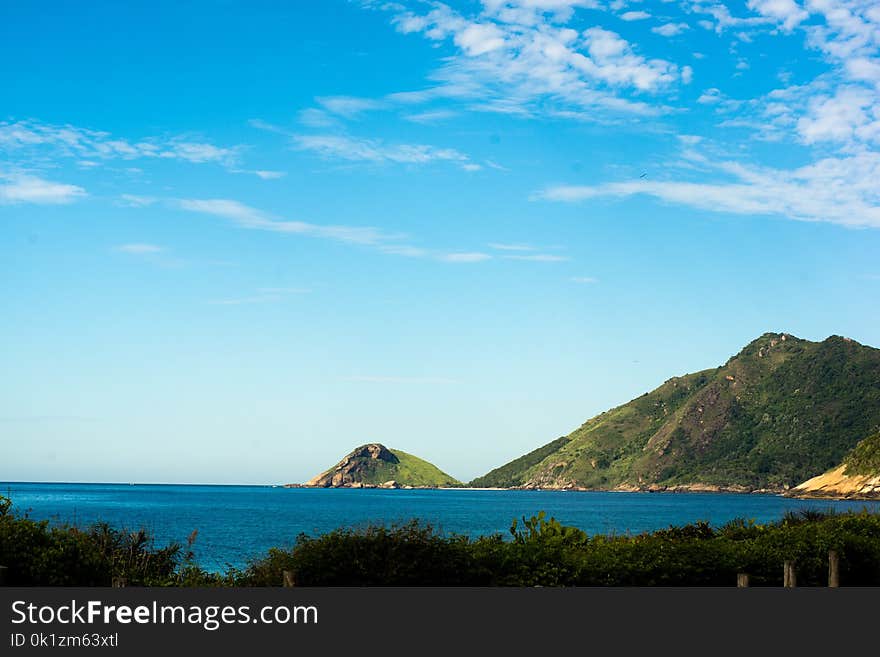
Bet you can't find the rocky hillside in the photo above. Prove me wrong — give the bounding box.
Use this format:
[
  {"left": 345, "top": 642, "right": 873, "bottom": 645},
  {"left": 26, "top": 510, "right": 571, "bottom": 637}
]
[
  {"left": 295, "top": 443, "right": 461, "bottom": 488},
  {"left": 791, "top": 431, "right": 880, "bottom": 499},
  {"left": 471, "top": 333, "right": 880, "bottom": 491}
]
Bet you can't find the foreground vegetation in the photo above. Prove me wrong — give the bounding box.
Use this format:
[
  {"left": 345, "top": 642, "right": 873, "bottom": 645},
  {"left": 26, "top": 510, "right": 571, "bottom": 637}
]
[{"left": 2, "top": 496, "right": 879, "bottom": 586}]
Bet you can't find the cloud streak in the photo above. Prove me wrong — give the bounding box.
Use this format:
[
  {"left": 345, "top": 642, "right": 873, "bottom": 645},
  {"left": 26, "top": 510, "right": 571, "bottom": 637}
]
[
  {"left": 293, "top": 134, "right": 470, "bottom": 166},
  {"left": 115, "top": 243, "right": 164, "bottom": 254},
  {"left": 0, "top": 173, "right": 85, "bottom": 204},
  {"left": 535, "top": 150, "right": 880, "bottom": 228},
  {"left": 342, "top": 375, "right": 461, "bottom": 384},
  {"left": 208, "top": 287, "right": 309, "bottom": 306},
  {"left": 0, "top": 119, "right": 240, "bottom": 166},
  {"left": 438, "top": 252, "right": 493, "bottom": 263},
  {"left": 502, "top": 254, "right": 569, "bottom": 262},
  {"left": 178, "top": 198, "right": 405, "bottom": 245}
]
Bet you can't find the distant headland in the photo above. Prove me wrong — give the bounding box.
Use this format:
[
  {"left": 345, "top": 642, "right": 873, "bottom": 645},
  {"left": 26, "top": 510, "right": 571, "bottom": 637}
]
[{"left": 288, "top": 333, "right": 880, "bottom": 500}]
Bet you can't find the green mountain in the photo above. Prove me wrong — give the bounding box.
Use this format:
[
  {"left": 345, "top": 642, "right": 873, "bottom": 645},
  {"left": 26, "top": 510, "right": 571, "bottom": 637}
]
[
  {"left": 843, "top": 431, "right": 880, "bottom": 477},
  {"left": 792, "top": 431, "right": 880, "bottom": 499},
  {"left": 299, "top": 443, "right": 461, "bottom": 488},
  {"left": 471, "top": 333, "right": 880, "bottom": 491}
]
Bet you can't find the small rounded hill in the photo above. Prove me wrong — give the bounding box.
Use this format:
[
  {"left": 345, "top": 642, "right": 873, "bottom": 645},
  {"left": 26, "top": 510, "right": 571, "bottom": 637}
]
[{"left": 296, "top": 443, "right": 461, "bottom": 489}]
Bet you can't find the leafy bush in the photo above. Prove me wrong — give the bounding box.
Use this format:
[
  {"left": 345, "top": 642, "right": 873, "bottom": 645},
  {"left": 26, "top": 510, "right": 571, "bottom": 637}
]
[
  {"left": 3, "top": 495, "right": 879, "bottom": 587},
  {"left": 239, "top": 509, "right": 880, "bottom": 587},
  {"left": 0, "top": 496, "right": 225, "bottom": 586}
]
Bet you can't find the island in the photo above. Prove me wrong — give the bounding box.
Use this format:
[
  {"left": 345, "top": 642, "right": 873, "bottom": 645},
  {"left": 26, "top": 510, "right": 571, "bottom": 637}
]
[{"left": 289, "top": 443, "right": 461, "bottom": 489}]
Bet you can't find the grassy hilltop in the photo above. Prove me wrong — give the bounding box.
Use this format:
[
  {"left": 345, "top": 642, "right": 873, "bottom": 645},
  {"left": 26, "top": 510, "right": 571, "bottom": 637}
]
[
  {"left": 299, "top": 443, "right": 461, "bottom": 488},
  {"left": 844, "top": 431, "right": 880, "bottom": 477},
  {"left": 472, "top": 333, "right": 880, "bottom": 491}
]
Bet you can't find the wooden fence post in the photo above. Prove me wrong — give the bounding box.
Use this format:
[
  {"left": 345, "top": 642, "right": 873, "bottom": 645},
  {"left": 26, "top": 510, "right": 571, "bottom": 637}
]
[
  {"left": 828, "top": 550, "right": 840, "bottom": 588},
  {"left": 282, "top": 570, "right": 295, "bottom": 588},
  {"left": 0, "top": 565, "right": 7, "bottom": 586},
  {"left": 737, "top": 573, "right": 749, "bottom": 588},
  {"left": 112, "top": 577, "right": 127, "bottom": 588},
  {"left": 783, "top": 561, "right": 796, "bottom": 588}
]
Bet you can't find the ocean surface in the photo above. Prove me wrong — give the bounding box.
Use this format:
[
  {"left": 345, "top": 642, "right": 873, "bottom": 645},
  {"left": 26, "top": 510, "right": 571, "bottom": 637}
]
[{"left": 4, "top": 482, "right": 879, "bottom": 571}]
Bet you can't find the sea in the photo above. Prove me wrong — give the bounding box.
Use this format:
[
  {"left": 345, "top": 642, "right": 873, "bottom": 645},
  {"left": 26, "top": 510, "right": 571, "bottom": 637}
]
[{"left": 3, "top": 482, "right": 879, "bottom": 572}]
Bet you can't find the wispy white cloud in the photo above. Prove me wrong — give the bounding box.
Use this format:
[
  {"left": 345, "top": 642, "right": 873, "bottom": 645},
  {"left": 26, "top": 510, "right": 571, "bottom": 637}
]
[
  {"left": 248, "top": 119, "right": 290, "bottom": 135},
  {"left": 230, "top": 168, "right": 287, "bottom": 179},
  {"left": 343, "top": 375, "right": 460, "bottom": 384},
  {"left": 368, "top": 0, "right": 688, "bottom": 121},
  {"left": 681, "top": 2, "right": 775, "bottom": 35},
  {"left": 258, "top": 286, "right": 311, "bottom": 294},
  {"left": 115, "top": 243, "right": 164, "bottom": 254},
  {"left": 696, "top": 87, "right": 726, "bottom": 104},
  {"left": 293, "top": 134, "right": 470, "bottom": 165},
  {"left": 535, "top": 150, "right": 880, "bottom": 228},
  {"left": 690, "top": 1, "right": 880, "bottom": 152},
  {"left": 208, "top": 296, "right": 281, "bottom": 306},
  {"left": 378, "top": 244, "right": 429, "bottom": 258},
  {"left": 745, "top": 0, "right": 809, "bottom": 32},
  {"left": 0, "top": 173, "right": 85, "bottom": 204},
  {"left": 297, "top": 108, "right": 340, "bottom": 128},
  {"left": 488, "top": 242, "right": 537, "bottom": 251},
  {"left": 503, "top": 254, "right": 570, "bottom": 262},
  {"left": 317, "top": 95, "right": 386, "bottom": 117},
  {"left": 403, "top": 109, "right": 459, "bottom": 123},
  {"left": 174, "top": 181, "right": 574, "bottom": 266},
  {"left": 0, "top": 119, "right": 240, "bottom": 166},
  {"left": 620, "top": 11, "right": 651, "bottom": 21},
  {"left": 438, "top": 252, "right": 493, "bottom": 263},
  {"left": 652, "top": 22, "right": 690, "bottom": 37},
  {"left": 255, "top": 111, "right": 469, "bottom": 165},
  {"left": 485, "top": 159, "right": 510, "bottom": 171},
  {"left": 178, "top": 198, "right": 405, "bottom": 245},
  {"left": 208, "top": 287, "right": 309, "bottom": 306},
  {"left": 117, "top": 194, "right": 158, "bottom": 207},
  {"left": 488, "top": 243, "right": 568, "bottom": 260},
  {"left": 166, "top": 142, "right": 236, "bottom": 164},
  {"left": 797, "top": 85, "right": 880, "bottom": 145},
  {"left": 117, "top": 197, "right": 510, "bottom": 266},
  {"left": 681, "top": 65, "right": 694, "bottom": 84},
  {"left": 254, "top": 170, "right": 286, "bottom": 179}
]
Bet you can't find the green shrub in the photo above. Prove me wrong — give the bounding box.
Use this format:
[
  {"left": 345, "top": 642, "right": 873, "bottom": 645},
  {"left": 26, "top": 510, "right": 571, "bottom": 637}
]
[
  {"left": 0, "top": 496, "right": 221, "bottom": 586},
  {"left": 3, "top": 494, "right": 879, "bottom": 587}
]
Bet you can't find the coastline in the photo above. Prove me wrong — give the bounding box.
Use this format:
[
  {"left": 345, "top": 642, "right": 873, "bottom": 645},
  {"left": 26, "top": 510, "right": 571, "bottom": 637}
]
[
  {"left": 287, "top": 482, "right": 787, "bottom": 496},
  {"left": 782, "top": 491, "right": 880, "bottom": 501},
  {"left": 286, "top": 482, "right": 880, "bottom": 501}
]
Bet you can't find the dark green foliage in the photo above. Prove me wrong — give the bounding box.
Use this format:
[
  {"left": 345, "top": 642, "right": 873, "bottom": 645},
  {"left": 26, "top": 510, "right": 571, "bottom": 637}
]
[
  {"left": 844, "top": 431, "right": 880, "bottom": 476},
  {"left": 239, "top": 508, "right": 880, "bottom": 587},
  {"left": 0, "top": 496, "right": 228, "bottom": 586},
  {"left": 240, "top": 521, "right": 485, "bottom": 586},
  {"left": 470, "top": 437, "right": 570, "bottom": 488},
  {"left": 5, "top": 495, "right": 880, "bottom": 587},
  {"left": 473, "top": 333, "right": 880, "bottom": 490}
]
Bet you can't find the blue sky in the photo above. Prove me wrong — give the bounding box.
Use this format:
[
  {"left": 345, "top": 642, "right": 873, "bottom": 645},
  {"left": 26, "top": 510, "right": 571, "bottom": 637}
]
[{"left": 2, "top": 0, "right": 879, "bottom": 484}]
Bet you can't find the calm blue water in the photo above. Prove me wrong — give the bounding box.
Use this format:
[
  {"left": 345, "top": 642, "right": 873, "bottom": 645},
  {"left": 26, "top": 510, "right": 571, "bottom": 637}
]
[{"left": 3, "top": 482, "right": 879, "bottom": 571}]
